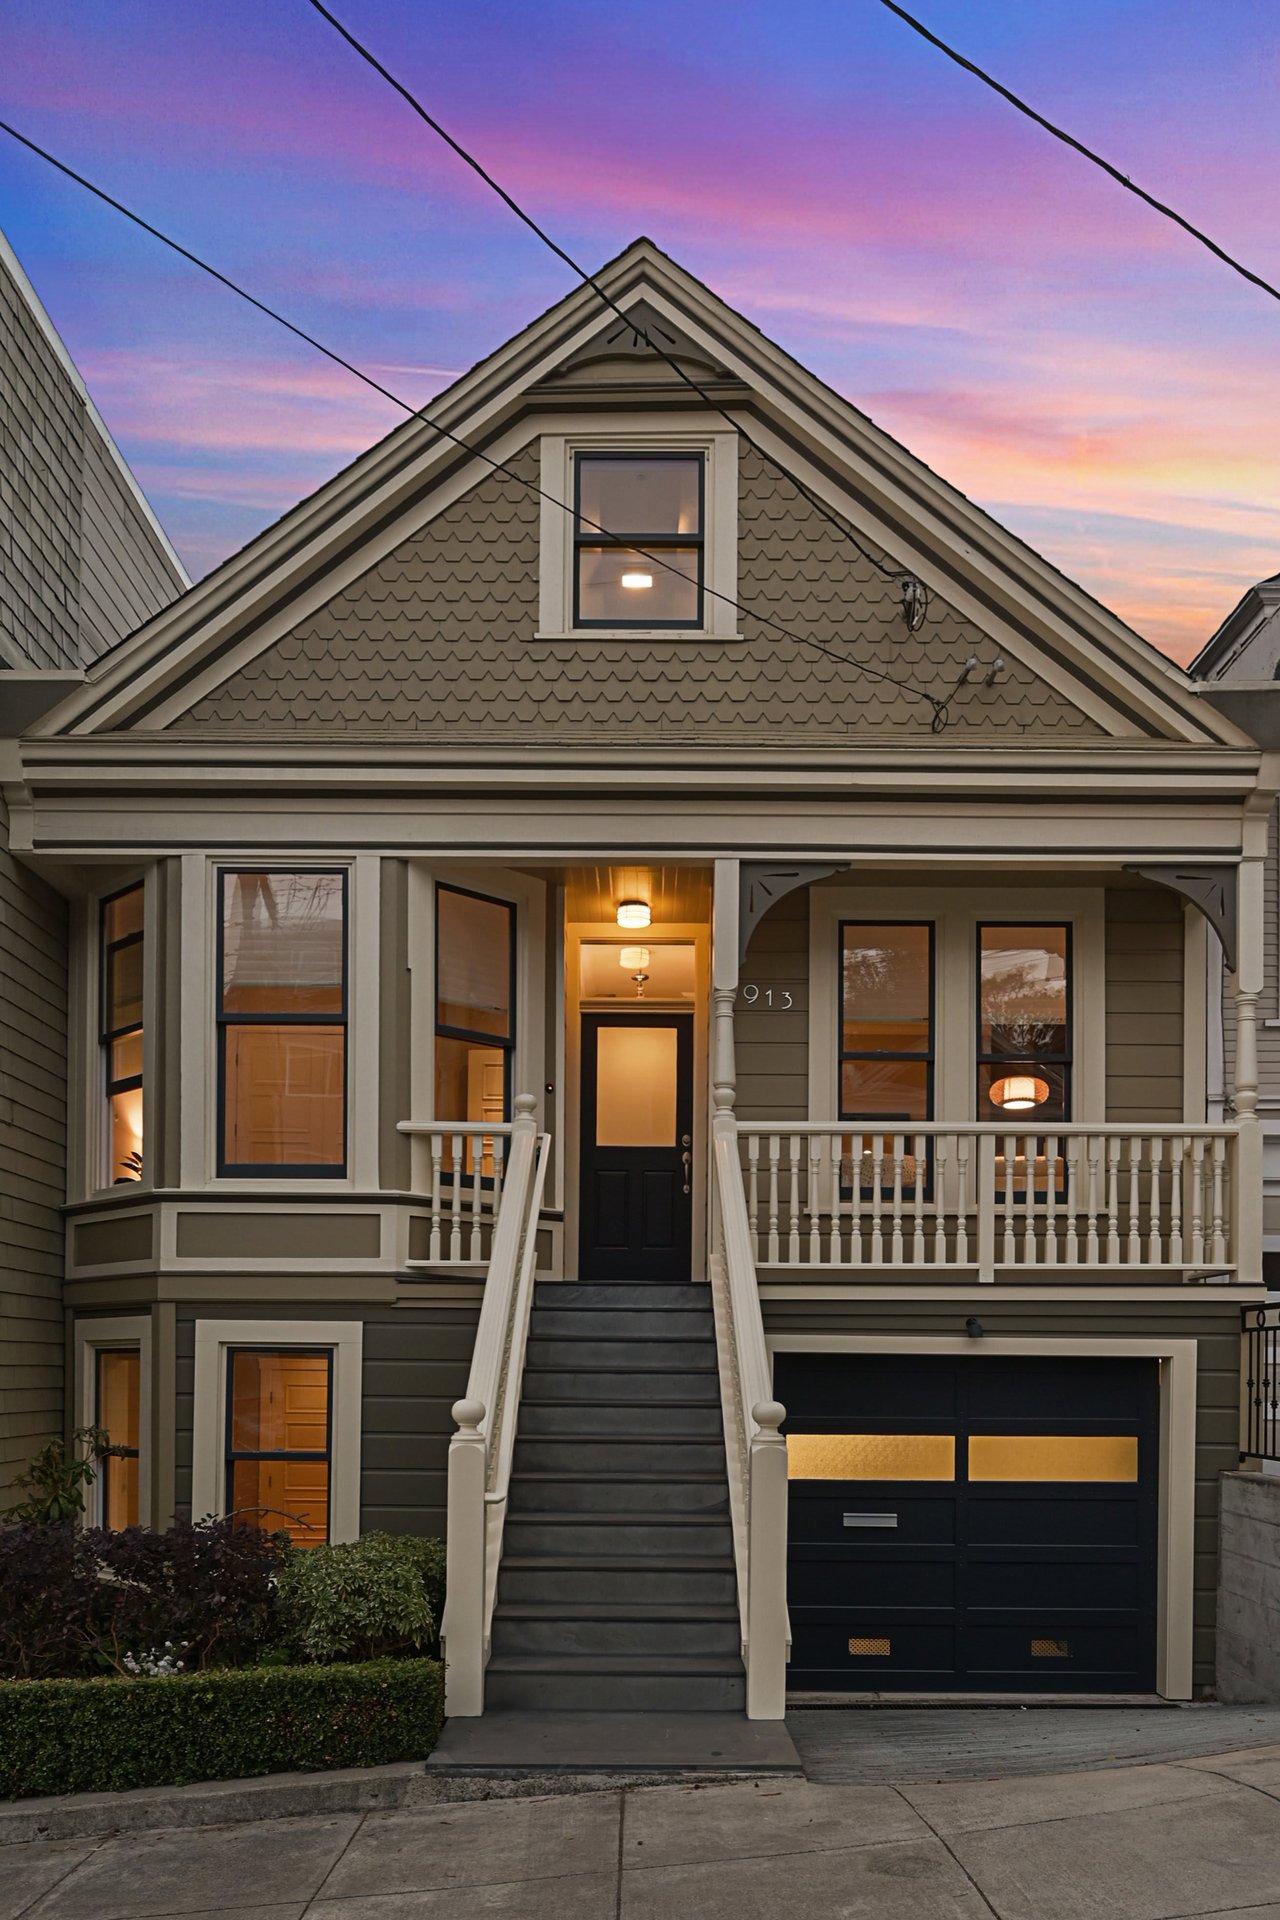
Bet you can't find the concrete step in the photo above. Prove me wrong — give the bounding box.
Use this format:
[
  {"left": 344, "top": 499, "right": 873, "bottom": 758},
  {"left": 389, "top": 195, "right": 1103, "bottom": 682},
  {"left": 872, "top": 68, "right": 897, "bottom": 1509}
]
[
  {"left": 520, "top": 1368, "right": 721, "bottom": 1404},
  {"left": 502, "top": 1512, "right": 735, "bottom": 1558},
  {"left": 508, "top": 1471, "right": 730, "bottom": 1515},
  {"left": 498, "top": 1556, "right": 738, "bottom": 1609},
  {"left": 516, "top": 1401, "right": 725, "bottom": 1438},
  {"left": 484, "top": 1654, "right": 746, "bottom": 1713},
  {"left": 490, "top": 1606, "right": 741, "bottom": 1660},
  {"left": 530, "top": 1307, "right": 715, "bottom": 1340},
  {"left": 514, "top": 1436, "right": 728, "bottom": 1475},
  {"left": 524, "top": 1338, "right": 716, "bottom": 1370},
  {"left": 534, "top": 1283, "right": 711, "bottom": 1311}
]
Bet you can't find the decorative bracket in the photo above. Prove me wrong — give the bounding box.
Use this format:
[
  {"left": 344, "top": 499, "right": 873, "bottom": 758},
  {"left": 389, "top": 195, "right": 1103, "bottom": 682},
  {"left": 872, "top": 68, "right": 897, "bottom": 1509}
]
[
  {"left": 1123, "top": 862, "right": 1238, "bottom": 973},
  {"left": 739, "top": 862, "right": 847, "bottom": 966}
]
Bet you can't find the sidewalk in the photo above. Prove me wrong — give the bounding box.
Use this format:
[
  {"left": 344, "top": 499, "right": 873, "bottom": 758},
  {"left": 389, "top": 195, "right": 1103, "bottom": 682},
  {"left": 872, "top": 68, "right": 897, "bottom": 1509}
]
[{"left": 10, "top": 1727, "right": 1280, "bottom": 1918}]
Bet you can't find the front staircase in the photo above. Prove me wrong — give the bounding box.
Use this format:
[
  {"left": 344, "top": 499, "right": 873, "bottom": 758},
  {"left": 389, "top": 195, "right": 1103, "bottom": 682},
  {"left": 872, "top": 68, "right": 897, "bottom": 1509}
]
[{"left": 485, "top": 1280, "right": 746, "bottom": 1711}]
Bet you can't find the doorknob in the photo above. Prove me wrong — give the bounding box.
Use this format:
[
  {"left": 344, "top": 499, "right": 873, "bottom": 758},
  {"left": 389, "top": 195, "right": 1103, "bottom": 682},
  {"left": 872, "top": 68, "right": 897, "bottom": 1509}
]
[{"left": 681, "top": 1149, "right": 691, "bottom": 1195}]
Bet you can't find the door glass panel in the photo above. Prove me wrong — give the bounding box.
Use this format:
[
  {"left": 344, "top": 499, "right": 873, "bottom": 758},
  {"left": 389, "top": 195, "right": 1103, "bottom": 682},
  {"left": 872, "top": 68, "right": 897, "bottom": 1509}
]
[
  {"left": 787, "top": 1433, "right": 956, "bottom": 1480},
  {"left": 968, "top": 1434, "right": 1138, "bottom": 1482},
  {"left": 596, "top": 1025, "right": 678, "bottom": 1147}
]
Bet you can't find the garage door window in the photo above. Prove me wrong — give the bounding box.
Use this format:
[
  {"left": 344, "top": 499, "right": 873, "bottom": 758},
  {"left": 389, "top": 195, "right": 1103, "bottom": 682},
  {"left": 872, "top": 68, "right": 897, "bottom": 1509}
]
[
  {"left": 787, "top": 1433, "right": 955, "bottom": 1480},
  {"left": 967, "top": 1434, "right": 1138, "bottom": 1482}
]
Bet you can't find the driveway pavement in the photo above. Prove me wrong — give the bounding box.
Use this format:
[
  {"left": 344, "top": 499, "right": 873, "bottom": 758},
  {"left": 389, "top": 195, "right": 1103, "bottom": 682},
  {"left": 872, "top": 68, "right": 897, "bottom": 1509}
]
[{"left": 11, "top": 1718, "right": 1280, "bottom": 1918}]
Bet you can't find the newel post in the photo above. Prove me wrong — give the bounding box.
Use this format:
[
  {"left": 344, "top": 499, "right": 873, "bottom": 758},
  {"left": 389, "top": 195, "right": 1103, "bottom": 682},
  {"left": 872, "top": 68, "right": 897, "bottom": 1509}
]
[
  {"left": 441, "top": 1398, "right": 487, "bottom": 1717},
  {"left": 747, "top": 1399, "right": 789, "bottom": 1719},
  {"left": 1232, "top": 852, "right": 1265, "bottom": 1289}
]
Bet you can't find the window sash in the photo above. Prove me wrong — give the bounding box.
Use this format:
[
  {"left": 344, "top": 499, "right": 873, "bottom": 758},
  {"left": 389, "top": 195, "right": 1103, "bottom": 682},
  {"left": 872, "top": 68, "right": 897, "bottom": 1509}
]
[
  {"left": 434, "top": 882, "right": 516, "bottom": 1083},
  {"left": 224, "top": 1347, "right": 333, "bottom": 1544},
  {"left": 216, "top": 869, "right": 349, "bottom": 1176},
  {"left": 838, "top": 920, "right": 935, "bottom": 1124},
  {"left": 975, "top": 922, "right": 1073, "bottom": 1118},
  {"left": 572, "top": 452, "right": 705, "bottom": 630}
]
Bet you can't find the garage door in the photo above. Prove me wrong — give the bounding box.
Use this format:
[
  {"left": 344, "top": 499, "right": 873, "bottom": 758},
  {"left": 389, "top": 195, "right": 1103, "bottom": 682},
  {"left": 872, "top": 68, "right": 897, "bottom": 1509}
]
[{"left": 776, "top": 1353, "right": 1159, "bottom": 1694}]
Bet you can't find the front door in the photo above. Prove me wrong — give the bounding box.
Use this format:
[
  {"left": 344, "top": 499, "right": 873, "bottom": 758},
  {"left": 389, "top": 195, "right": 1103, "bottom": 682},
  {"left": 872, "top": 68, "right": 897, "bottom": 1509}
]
[{"left": 579, "top": 1012, "right": 693, "bottom": 1282}]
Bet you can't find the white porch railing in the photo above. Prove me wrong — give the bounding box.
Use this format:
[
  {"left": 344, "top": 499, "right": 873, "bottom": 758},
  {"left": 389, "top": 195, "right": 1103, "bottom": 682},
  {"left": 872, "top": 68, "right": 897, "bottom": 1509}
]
[
  {"left": 397, "top": 1120, "right": 515, "bottom": 1267},
  {"left": 736, "top": 1124, "right": 1239, "bottom": 1280},
  {"left": 436, "top": 1095, "right": 550, "bottom": 1716},
  {"left": 710, "top": 1111, "right": 789, "bottom": 1720}
]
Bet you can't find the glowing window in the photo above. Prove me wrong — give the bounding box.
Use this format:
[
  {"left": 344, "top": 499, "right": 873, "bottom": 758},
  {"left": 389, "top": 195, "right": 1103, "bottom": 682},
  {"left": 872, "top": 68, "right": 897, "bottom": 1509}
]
[
  {"left": 967, "top": 1434, "right": 1138, "bottom": 1482},
  {"left": 786, "top": 1433, "right": 956, "bottom": 1480},
  {"left": 226, "top": 1349, "right": 332, "bottom": 1547},
  {"left": 101, "top": 884, "right": 144, "bottom": 1185},
  {"left": 95, "top": 1348, "right": 140, "bottom": 1530},
  {"left": 574, "top": 453, "right": 703, "bottom": 628}
]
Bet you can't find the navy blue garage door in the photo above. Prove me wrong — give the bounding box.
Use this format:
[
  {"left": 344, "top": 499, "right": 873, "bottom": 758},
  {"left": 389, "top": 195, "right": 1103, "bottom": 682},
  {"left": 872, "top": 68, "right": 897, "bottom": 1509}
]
[{"left": 776, "top": 1353, "right": 1159, "bottom": 1694}]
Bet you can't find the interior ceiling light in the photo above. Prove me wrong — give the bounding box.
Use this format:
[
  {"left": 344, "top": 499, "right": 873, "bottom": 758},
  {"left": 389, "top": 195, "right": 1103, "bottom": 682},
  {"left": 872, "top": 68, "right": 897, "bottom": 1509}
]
[
  {"left": 620, "top": 570, "right": 653, "bottom": 590},
  {"left": 616, "top": 900, "right": 651, "bottom": 929},
  {"left": 989, "top": 1074, "right": 1050, "bottom": 1113},
  {"left": 619, "top": 946, "right": 651, "bottom": 969}
]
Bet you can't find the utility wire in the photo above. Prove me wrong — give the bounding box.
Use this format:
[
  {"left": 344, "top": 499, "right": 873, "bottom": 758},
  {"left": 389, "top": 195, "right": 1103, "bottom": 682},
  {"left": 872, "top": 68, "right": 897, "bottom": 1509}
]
[
  {"left": 303, "top": 0, "right": 932, "bottom": 631},
  {"left": 0, "top": 116, "right": 968, "bottom": 726},
  {"left": 877, "top": 0, "right": 1280, "bottom": 307}
]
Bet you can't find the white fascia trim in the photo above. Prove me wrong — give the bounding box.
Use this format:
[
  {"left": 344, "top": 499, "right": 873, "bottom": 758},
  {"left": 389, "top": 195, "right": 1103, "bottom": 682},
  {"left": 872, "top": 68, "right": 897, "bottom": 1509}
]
[
  {"left": 0, "top": 231, "right": 189, "bottom": 590},
  {"left": 75, "top": 1313, "right": 153, "bottom": 1529},
  {"left": 766, "top": 1330, "right": 1197, "bottom": 1700},
  {"left": 191, "top": 1318, "right": 363, "bottom": 1542}
]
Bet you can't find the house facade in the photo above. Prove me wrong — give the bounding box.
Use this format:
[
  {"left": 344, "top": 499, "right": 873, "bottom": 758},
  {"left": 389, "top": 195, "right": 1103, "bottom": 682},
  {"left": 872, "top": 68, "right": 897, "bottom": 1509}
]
[
  {"left": 0, "top": 227, "right": 187, "bottom": 1498},
  {"left": 4, "top": 240, "right": 1272, "bottom": 1714}
]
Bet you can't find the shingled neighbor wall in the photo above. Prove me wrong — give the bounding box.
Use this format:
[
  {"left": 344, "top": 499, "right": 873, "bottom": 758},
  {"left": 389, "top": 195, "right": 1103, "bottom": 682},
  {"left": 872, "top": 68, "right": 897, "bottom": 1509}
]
[{"left": 181, "top": 446, "right": 1102, "bottom": 741}]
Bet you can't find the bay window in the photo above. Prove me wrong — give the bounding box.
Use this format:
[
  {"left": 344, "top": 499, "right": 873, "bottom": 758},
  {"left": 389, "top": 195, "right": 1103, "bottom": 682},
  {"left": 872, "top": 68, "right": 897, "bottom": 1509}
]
[
  {"left": 100, "top": 883, "right": 144, "bottom": 1184},
  {"left": 217, "top": 870, "right": 347, "bottom": 1176},
  {"left": 434, "top": 883, "right": 515, "bottom": 1149}
]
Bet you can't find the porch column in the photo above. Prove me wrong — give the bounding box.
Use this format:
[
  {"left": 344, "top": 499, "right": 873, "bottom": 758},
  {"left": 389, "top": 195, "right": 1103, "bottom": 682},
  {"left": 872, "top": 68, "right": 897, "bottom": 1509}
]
[
  {"left": 1232, "top": 849, "right": 1265, "bottom": 1290},
  {"left": 711, "top": 859, "right": 740, "bottom": 1117}
]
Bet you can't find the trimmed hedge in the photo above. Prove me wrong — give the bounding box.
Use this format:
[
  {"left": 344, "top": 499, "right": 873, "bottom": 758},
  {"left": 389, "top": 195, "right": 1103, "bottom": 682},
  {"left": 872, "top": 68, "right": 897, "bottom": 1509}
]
[{"left": 0, "top": 1657, "right": 444, "bottom": 1799}]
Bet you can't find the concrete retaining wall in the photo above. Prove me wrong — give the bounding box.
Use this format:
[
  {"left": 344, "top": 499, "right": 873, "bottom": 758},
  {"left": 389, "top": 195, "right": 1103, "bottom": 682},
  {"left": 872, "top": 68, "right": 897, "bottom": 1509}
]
[{"left": 1217, "top": 1471, "right": 1280, "bottom": 1701}]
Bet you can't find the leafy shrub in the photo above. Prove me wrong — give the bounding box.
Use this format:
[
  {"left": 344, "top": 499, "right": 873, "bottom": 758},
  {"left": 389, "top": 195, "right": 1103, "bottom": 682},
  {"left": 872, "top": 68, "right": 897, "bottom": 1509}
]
[
  {"left": 3, "top": 1427, "right": 124, "bottom": 1524},
  {"left": 276, "top": 1531, "right": 440, "bottom": 1662},
  {"left": 0, "top": 1517, "right": 286, "bottom": 1679},
  {"left": 0, "top": 1658, "right": 444, "bottom": 1798}
]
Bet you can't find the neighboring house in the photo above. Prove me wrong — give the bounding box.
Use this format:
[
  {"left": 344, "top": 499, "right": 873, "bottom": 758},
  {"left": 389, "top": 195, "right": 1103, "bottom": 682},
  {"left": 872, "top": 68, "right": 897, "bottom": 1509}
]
[
  {"left": 0, "top": 228, "right": 187, "bottom": 1499},
  {"left": 1189, "top": 581, "right": 1280, "bottom": 1286},
  {"left": 4, "top": 238, "right": 1272, "bottom": 1718}
]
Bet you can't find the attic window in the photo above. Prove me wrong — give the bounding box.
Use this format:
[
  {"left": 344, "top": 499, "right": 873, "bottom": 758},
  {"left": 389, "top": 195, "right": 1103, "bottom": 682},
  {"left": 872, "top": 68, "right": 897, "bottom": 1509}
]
[{"left": 574, "top": 453, "right": 703, "bottom": 628}]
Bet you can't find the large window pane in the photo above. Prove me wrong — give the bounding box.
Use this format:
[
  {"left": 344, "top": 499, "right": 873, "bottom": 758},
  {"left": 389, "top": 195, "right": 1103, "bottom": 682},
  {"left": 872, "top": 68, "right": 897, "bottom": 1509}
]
[
  {"left": 436, "top": 888, "right": 513, "bottom": 1039},
  {"left": 96, "top": 1348, "right": 140, "bottom": 1530},
  {"left": 227, "top": 1349, "right": 331, "bottom": 1548},
  {"left": 222, "top": 872, "right": 344, "bottom": 1016},
  {"left": 107, "top": 941, "right": 144, "bottom": 1031},
  {"left": 842, "top": 925, "right": 931, "bottom": 1053},
  {"left": 101, "top": 883, "right": 144, "bottom": 1187},
  {"left": 840, "top": 1058, "right": 930, "bottom": 1122},
  {"left": 223, "top": 1025, "right": 345, "bottom": 1168},
  {"left": 978, "top": 925, "right": 1071, "bottom": 1123},
  {"left": 434, "top": 1036, "right": 507, "bottom": 1128},
  {"left": 577, "top": 455, "right": 701, "bottom": 535},
  {"left": 576, "top": 547, "right": 699, "bottom": 625}
]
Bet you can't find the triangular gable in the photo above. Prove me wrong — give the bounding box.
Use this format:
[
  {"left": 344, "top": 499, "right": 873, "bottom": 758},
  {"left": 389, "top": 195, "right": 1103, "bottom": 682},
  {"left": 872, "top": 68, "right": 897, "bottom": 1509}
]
[{"left": 30, "top": 240, "right": 1248, "bottom": 749}]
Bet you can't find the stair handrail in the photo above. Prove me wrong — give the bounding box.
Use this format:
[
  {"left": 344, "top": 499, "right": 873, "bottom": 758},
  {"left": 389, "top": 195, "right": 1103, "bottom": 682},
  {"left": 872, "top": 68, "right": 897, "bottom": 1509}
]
[
  {"left": 712, "top": 1109, "right": 789, "bottom": 1719},
  {"left": 439, "top": 1093, "right": 544, "bottom": 1717}
]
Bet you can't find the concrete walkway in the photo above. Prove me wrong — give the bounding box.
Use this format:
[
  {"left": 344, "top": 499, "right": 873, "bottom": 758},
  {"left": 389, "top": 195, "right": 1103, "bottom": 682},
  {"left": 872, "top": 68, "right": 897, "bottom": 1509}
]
[{"left": 11, "top": 1717, "right": 1280, "bottom": 1917}]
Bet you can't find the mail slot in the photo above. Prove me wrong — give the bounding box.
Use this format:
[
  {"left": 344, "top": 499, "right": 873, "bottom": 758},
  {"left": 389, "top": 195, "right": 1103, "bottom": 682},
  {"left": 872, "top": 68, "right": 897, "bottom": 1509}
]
[{"left": 843, "top": 1513, "right": 899, "bottom": 1529}]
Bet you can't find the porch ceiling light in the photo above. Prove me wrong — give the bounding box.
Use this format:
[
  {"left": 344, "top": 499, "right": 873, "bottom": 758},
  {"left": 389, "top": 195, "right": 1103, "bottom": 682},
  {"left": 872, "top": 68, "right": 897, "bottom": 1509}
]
[
  {"left": 619, "top": 946, "right": 651, "bottom": 969},
  {"left": 616, "top": 900, "right": 651, "bottom": 929},
  {"left": 989, "top": 1074, "right": 1050, "bottom": 1113},
  {"left": 620, "top": 570, "right": 653, "bottom": 590}
]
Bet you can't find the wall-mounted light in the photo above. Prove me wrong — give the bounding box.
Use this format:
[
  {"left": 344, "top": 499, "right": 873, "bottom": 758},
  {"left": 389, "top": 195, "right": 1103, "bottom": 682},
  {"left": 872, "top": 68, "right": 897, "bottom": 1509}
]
[
  {"left": 989, "top": 1074, "right": 1050, "bottom": 1113},
  {"left": 620, "top": 571, "right": 653, "bottom": 590},
  {"left": 619, "top": 946, "right": 651, "bottom": 969},
  {"left": 616, "top": 900, "right": 651, "bottom": 929}
]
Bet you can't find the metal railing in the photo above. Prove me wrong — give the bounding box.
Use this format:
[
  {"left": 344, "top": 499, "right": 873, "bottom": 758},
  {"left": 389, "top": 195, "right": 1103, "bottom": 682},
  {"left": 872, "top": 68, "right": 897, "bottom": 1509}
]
[
  {"left": 735, "top": 1123, "right": 1239, "bottom": 1280},
  {"left": 1242, "top": 1305, "right": 1280, "bottom": 1463}
]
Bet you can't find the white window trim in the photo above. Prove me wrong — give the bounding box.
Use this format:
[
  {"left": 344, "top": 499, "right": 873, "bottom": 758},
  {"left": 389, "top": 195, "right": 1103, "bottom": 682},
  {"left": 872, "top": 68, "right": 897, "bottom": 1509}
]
[
  {"left": 406, "top": 862, "right": 547, "bottom": 1142},
  {"left": 538, "top": 425, "right": 739, "bottom": 640},
  {"left": 808, "top": 885, "right": 1105, "bottom": 1124},
  {"left": 182, "top": 854, "right": 379, "bottom": 1191},
  {"left": 191, "top": 1318, "right": 363, "bottom": 1544},
  {"left": 75, "top": 1314, "right": 152, "bottom": 1529}
]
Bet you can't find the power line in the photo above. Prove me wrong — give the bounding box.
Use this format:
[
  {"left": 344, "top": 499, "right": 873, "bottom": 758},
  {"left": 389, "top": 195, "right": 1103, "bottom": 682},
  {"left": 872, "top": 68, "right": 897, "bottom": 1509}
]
[
  {"left": 303, "top": 0, "right": 932, "bottom": 631},
  {"left": 0, "top": 116, "right": 972, "bottom": 727},
  {"left": 876, "top": 0, "right": 1280, "bottom": 308}
]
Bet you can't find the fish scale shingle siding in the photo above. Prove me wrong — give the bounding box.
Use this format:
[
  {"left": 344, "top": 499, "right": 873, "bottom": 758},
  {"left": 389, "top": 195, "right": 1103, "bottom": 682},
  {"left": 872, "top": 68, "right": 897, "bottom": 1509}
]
[{"left": 180, "top": 445, "right": 1102, "bottom": 739}]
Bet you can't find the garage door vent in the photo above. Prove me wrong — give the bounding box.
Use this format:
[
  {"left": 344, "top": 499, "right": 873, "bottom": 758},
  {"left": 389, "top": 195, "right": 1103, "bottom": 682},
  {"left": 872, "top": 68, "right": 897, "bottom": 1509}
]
[
  {"left": 848, "top": 1637, "right": 891, "bottom": 1657},
  {"left": 1030, "top": 1638, "right": 1070, "bottom": 1659}
]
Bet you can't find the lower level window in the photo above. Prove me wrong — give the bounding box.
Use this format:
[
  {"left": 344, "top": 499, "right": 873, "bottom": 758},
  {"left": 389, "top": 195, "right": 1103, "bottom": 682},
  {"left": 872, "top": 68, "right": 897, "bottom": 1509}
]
[
  {"left": 226, "top": 1348, "right": 332, "bottom": 1547},
  {"left": 95, "top": 1348, "right": 141, "bottom": 1528}
]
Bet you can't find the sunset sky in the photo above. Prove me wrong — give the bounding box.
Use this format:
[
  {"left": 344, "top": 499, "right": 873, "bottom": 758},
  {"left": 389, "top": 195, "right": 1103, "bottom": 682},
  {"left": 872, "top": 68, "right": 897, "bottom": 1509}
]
[{"left": 3, "top": 0, "right": 1279, "bottom": 662}]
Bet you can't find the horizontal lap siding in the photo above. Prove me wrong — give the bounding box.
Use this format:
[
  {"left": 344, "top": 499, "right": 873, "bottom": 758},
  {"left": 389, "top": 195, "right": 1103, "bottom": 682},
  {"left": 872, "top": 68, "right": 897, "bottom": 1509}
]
[
  {"left": 1106, "top": 889, "right": 1184, "bottom": 1123},
  {"left": 763, "top": 1297, "right": 1239, "bottom": 1693},
  {"left": 174, "top": 1304, "right": 479, "bottom": 1542},
  {"left": 0, "top": 795, "right": 68, "bottom": 1496},
  {"left": 737, "top": 891, "right": 809, "bottom": 1124}
]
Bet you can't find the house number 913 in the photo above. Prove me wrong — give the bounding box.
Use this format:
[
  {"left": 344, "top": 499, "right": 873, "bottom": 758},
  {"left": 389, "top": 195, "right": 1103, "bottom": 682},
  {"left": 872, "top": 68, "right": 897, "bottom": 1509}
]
[{"left": 739, "top": 986, "right": 794, "bottom": 1008}]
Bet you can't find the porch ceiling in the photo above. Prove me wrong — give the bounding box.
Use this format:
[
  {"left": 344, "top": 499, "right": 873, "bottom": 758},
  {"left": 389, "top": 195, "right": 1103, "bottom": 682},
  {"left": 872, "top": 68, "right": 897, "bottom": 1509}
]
[{"left": 561, "top": 864, "right": 712, "bottom": 925}]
